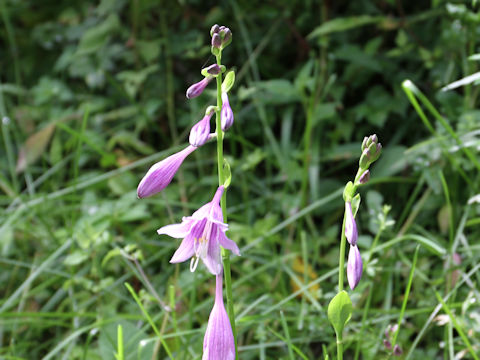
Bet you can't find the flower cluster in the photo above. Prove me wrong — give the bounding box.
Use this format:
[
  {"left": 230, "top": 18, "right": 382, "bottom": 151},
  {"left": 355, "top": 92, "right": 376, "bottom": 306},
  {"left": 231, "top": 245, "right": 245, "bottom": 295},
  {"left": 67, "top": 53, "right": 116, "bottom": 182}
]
[
  {"left": 136, "top": 24, "right": 237, "bottom": 359},
  {"left": 343, "top": 134, "right": 382, "bottom": 290}
]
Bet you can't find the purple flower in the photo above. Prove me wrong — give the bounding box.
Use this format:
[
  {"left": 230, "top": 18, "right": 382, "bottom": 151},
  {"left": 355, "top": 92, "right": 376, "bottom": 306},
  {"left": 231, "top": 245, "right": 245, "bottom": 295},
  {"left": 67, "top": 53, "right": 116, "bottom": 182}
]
[
  {"left": 190, "top": 112, "right": 213, "bottom": 147},
  {"left": 186, "top": 77, "right": 212, "bottom": 99},
  {"left": 137, "top": 145, "right": 196, "bottom": 198},
  {"left": 157, "top": 186, "right": 240, "bottom": 275},
  {"left": 211, "top": 33, "right": 221, "bottom": 49},
  {"left": 347, "top": 244, "right": 363, "bottom": 290},
  {"left": 345, "top": 201, "right": 358, "bottom": 246},
  {"left": 221, "top": 92, "right": 234, "bottom": 131},
  {"left": 358, "top": 170, "right": 370, "bottom": 184},
  {"left": 203, "top": 273, "right": 235, "bottom": 360}
]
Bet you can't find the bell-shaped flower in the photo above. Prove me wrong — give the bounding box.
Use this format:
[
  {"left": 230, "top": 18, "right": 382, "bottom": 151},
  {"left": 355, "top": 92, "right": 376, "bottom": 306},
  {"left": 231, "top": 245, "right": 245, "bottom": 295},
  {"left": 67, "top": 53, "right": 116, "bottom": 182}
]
[
  {"left": 347, "top": 244, "right": 363, "bottom": 290},
  {"left": 137, "top": 145, "right": 197, "bottom": 198},
  {"left": 221, "top": 92, "right": 234, "bottom": 131},
  {"left": 157, "top": 186, "right": 240, "bottom": 275},
  {"left": 186, "top": 77, "right": 212, "bottom": 99},
  {"left": 203, "top": 273, "right": 235, "bottom": 360},
  {"left": 190, "top": 112, "right": 213, "bottom": 147},
  {"left": 345, "top": 201, "right": 358, "bottom": 246}
]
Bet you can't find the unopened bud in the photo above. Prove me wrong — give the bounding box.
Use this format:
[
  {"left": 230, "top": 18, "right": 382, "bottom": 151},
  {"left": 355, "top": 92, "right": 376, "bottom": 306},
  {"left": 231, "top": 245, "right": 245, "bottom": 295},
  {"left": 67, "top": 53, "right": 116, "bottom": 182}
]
[
  {"left": 211, "top": 33, "right": 221, "bottom": 49},
  {"left": 222, "top": 28, "right": 232, "bottom": 47},
  {"left": 361, "top": 136, "right": 369, "bottom": 151},
  {"left": 210, "top": 24, "right": 220, "bottom": 37},
  {"left": 189, "top": 112, "right": 213, "bottom": 147},
  {"left": 203, "top": 64, "right": 221, "bottom": 76},
  {"left": 221, "top": 92, "right": 234, "bottom": 131},
  {"left": 359, "top": 149, "right": 371, "bottom": 169},
  {"left": 393, "top": 344, "right": 403, "bottom": 356},
  {"left": 383, "top": 339, "right": 392, "bottom": 350},
  {"left": 186, "top": 77, "right": 212, "bottom": 99},
  {"left": 358, "top": 170, "right": 370, "bottom": 184}
]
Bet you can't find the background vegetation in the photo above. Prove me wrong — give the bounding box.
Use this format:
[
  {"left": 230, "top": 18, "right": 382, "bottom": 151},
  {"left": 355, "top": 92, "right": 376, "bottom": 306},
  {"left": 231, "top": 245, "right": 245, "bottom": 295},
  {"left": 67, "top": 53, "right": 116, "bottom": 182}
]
[{"left": 1, "top": 0, "right": 480, "bottom": 359}]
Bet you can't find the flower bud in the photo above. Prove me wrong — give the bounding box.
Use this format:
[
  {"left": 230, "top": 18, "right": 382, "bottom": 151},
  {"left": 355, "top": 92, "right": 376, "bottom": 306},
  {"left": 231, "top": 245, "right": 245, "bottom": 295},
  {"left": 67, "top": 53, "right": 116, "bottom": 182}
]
[
  {"left": 221, "top": 92, "right": 234, "bottom": 131},
  {"left": 345, "top": 201, "right": 358, "bottom": 246},
  {"left": 358, "top": 170, "right": 370, "bottom": 184},
  {"left": 186, "top": 77, "right": 211, "bottom": 99},
  {"left": 383, "top": 339, "right": 392, "bottom": 350},
  {"left": 211, "top": 33, "right": 221, "bottom": 49},
  {"left": 393, "top": 344, "right": 403, "bottom": 356},
  {"left": 222, "top": 28, "right": 232, "bottom": 47},
  {"left": 359, "top": 149, "right": 371, "bottom": 169},
  {"left": 189, "top": 112, "right": 213, "bottom": 147},
  {"left": 361, "top": 136, "right": 369, "bottom": 151},
  {"left": 347, "top": 244, "right": 363, "bottom": 290},
  {"left": 210, "top": 24, "right": 220, "bottom": 37},
  {"left": 203, "top": 64, "right": 221, "bottom": 76}
]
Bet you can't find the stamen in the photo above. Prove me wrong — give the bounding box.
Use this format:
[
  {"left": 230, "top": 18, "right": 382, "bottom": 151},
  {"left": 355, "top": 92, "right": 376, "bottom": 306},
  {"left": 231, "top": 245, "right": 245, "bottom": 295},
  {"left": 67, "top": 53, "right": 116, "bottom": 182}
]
[{"left": 190, "top": 256, "right": 200, "bottom": 272}]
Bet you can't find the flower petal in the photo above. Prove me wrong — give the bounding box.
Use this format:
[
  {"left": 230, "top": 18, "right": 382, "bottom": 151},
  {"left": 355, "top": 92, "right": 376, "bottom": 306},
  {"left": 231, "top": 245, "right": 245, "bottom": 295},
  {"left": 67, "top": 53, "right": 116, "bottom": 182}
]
[
  {"left": 157, "top": 219, "right": 193, "bottom": 238},
  {"left": 170, "top": 234, "right": 195, "bottom": 263},
  {"left": 201, "top": 226, "right": 222, "bottom": 275},
  {"left": 347, "top": 245, "right": 363, "bottom": 290},
  {"left": 218, "top": 233, "right": 240, "bottom": 256}
]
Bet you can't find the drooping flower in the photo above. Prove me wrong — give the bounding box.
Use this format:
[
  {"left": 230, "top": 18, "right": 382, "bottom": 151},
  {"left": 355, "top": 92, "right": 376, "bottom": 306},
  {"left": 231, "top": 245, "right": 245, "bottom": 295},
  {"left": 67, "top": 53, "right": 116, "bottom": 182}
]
[
  {"left": 157, "top": 186, "right": 240, "bottom": 275},
  {"left": 190, "top": 112, "right": 213, "bottom": 147},
  {"left": 347, "top": 244, "right": 363, "bottom": 290},
  {"left": 203, "top": 273, "right": 235, "bottom": 360},
  {"left": 345, "top": 201, "right": 358, "bottom": 246},
  {"left": 137, "top": 145, "right": 197, "bottom": 198},
  {"left": 221, "top": 92, "right": 234, "bottom": 131},
  {"left": 186, "top": 77, "right": 212, "bottom": 99}
]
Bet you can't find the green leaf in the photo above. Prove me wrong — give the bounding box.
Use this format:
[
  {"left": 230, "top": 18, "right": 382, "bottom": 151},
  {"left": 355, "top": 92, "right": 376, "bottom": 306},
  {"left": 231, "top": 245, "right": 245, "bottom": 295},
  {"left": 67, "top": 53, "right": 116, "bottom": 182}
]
[
  {"left": 64, "top": 250, "right": 89, "bottom": 266},
  {"left": 308, "top": 15, "right": 382, "bottom": 39},
  {"left": 351, "top": 193, "right": 361, "bottom": 217},
  {"left": 77, "top": 14, "right": 120, "bottom": 55},
  {"left": 16, "top": 123, "right": 56, "bottom": 173},
  {"left": 328, "top": 290, "right": 353, "bottom": 336},
  {"left": 222, "top": 71, "right": 235, "bottom": 93}
]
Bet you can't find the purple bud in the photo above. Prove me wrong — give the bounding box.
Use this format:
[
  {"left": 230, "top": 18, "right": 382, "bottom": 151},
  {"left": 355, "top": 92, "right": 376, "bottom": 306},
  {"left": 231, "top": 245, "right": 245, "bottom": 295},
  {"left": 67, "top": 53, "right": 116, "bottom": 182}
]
[
  {"left": 222, "top": 29, "right": 232, "bottom": 46},
  {"left": 345, "top": 201, "right": 358, "bottom": 246},
  {"left": 210, "top": 24, "right": 220, "bottom": 36},
  {"left": 137, "top": 145, "right": 197, "bottom": 198},
  {"left": 221, "top": 92, "right": 234, "bottom": 131},
  {"left": 393, "top": 344, "right": 403, "bottom": 356},
  {"left": 347, "top": 244, "right": 363, "bottom": 290},
  {"left": 203, "top": 64, "right": 221, "bottom": 76},
  {"left": 358, "top": 170, "right": 370, "bottom": 184},
  {"left": 189, "top": 112, "right": 212, "bottom": 147},
  {"left": 186, "top": 77, "right": 212, "bottom": 99},
  {"left": 383, "top": 339, "right": 392, "bottom": 350},
  {"left": 203, "top": 273, "right": 235, "bottom": 360},
  {"left": 211, "top": 33, "right": 221, "bottom": 49},
  {"left": 361, "top": 136, "right": 368, "bottom": 151}
]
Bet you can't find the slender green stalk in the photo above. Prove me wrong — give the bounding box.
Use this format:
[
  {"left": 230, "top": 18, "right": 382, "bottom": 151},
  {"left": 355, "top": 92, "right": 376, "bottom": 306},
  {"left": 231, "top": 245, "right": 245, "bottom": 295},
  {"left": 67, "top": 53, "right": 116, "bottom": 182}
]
[
  {"left": 338, "top": 212, "right": 347, "bottom": 292},
  {"left": 214, "top": 53, "right": 238, "bottom": 357},
  {"left": 116, "top": 325, "right": 124, "bottom": 360},
  {"left": 336, "top": 332, "right": 343, "bottom": 360}
]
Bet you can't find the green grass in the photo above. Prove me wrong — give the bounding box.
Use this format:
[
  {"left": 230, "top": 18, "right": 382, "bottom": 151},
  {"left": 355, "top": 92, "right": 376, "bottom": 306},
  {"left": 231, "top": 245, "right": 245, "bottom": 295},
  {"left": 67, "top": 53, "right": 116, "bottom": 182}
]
[{"left": 1, "top": 1, "right": 480, "bottom": 359}]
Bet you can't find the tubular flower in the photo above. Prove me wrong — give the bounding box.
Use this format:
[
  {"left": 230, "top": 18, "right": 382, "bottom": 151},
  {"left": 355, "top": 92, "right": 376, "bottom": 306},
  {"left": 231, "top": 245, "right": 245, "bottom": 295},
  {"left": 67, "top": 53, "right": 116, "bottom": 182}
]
[
  {"left": 203, "top": 273, "right": 235, "bottom": 360},
  {"left": 347, "top": 244, "right": 363, "bottom": 290},
  {"left": 190, "top": 112, "right": 213, "bottom": 147},
  {"left": 221, "top": 92, "right": 234, "bottom": 131},
  {"left": 157, "top": 186, "right": 240, "bottom": 275},
  {"left": 186, "top": 77, "right": 212, "bottom": 99},
  {"left": 137, "top": 145, "right": 196, "bottom": 198},
  {"left": 344, "top": 201, "right": 358, "bottom": 246}
]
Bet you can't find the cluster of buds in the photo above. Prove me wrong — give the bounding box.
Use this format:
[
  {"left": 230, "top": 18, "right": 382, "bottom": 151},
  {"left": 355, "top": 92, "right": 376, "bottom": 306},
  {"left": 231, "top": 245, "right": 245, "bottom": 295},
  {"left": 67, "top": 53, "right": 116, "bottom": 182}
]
[
  {"left": 383, "top": 324, "right": 403, "bottom": 356},
  {"left": 137, "top": 25, "right": 238, "bottom": 359},
  {"left": 210, "top": 24, "right": 232, "bottom": 55},
  {"left": 343, "top": 134, "right": 382, "bottom": 290}
]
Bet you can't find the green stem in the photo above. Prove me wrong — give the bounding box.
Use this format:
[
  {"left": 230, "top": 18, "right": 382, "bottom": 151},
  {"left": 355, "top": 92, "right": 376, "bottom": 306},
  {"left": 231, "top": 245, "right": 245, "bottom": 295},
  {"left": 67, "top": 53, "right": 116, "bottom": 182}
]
[
  {"left": 336, "top": 332, "right": 343, "bottom": 360},
  {"left": 215, "top": 53, "right": 238, "bottom": 358}
]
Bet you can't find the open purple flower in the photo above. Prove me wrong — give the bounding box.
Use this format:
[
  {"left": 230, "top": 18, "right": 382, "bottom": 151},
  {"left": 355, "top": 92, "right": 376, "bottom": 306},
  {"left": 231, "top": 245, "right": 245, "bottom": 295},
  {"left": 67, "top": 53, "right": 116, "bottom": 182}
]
[
  {"left": 347, "top": 244, "right": 363, "bottom": 290},
  {"left": 137, "top": 145, "right": 197, "bottom": 198},
  {"left": 190, "top": 112, "right": 213, "bottom": 147},
  {"left": 203, "top": 273, "right": 235, "bottom": 360},
  {"left": 157, "top": 186, "right": 240, "bottom": 275},
  {"left": 221, "top": 92, "right": 234, "bottom": 131},
  {"left": 186, "top": 77, "right": 212, "bottom": 99},
  {"left": 345, "top": 201, "right": 358, "bottom": 246}
]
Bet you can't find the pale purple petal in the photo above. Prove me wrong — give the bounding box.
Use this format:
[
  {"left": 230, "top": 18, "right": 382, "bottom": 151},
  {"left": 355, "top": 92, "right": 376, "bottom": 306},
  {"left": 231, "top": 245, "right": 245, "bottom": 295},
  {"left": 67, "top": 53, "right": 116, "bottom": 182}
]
[
  {"left": 218, "top": 233, "right": 240, "bottom": 256},
  {"left": 202, "top": 226, "right": 222, "bottom": 275},
  {"left": 221, "top": 92, "right": 234, "bottom": 131},
  {"left": 170, "top": 234, "right": 195, "bottom": 263},
  {"left": 157, "top": 218, "right": 193, "bottom": 238},
  {"left": 137, "top": 145, "right": 196, "bottom": 198},
  {"left": 203, "top": 274, "right": 235, "bottom": 360},
  {"left": 186, "top": 77, "right": 211, "bottom": 99},
  {"left": 347, "top": 244, "right": 363, "bottom": 290},
  {"left": 345, "top": 201, "right": 358, "bottom": 246},
  {"left": 190, "top": 113, "right": 212, "bottom": 147}
]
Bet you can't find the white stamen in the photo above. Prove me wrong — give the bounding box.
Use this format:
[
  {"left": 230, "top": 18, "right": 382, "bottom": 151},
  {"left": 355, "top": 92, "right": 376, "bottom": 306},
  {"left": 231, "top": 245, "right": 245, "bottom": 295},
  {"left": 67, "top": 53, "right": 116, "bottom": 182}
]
[{"left": 190, "top": 256, "right": 200, "bottom": 272}]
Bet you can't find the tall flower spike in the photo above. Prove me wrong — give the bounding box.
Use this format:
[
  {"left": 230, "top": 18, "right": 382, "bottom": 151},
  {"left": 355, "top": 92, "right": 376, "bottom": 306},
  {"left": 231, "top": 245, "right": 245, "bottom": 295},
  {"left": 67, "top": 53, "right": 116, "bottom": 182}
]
[
  {"left": 203, "top": 273, "right": 235, "bottom": 360},
  {"left": 157, "top": 186, "right": 240, "bottom": 275},
  {"left": 186, "top": 77, "right": 212, "bottom": 99},
  {"left": 347, "top": 244, "right": 363, "bottom": 290},
  {"left": 345, "top": 201, "right": 358, "bottom": 246},
  {"left": 190, "top": 111, "right": 213, "bottom": 147},
  {"left": 221, "top": 92, "right": 234, "bottom": 131},
  {"left": 137, "top": 145, "right": 196, "bottom": 198}
]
